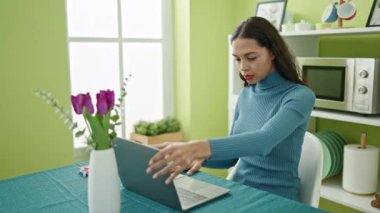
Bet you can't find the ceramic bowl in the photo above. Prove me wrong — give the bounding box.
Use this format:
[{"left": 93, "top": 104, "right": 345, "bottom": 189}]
[
  {"left": 337, "top": 1, "right": 357, "bottom": 20},
  {"left": 321, "top": 3, "right": 338, "bottom": 23}
]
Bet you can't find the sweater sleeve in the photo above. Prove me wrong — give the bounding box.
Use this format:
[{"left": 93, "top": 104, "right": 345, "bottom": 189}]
[
  {"left": 208, "top": 87, "right": 315, "bottom": 160},
  {"left": 202, "top": 158, "right": 238, "bottom": 169},
  {"left": 203, "top": 99, "right": 240, "bottom": 168}
]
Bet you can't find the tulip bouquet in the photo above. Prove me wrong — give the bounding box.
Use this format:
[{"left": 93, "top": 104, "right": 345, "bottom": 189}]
[
  {"left": 34, "top": 77, "right": 129, "bottom": 150},
  {"left": 70, "top": 90, "right": 121, "bottom": 150}
]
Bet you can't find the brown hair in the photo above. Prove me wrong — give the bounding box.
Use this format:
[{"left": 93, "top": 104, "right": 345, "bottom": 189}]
[{"left": 231, "top": 16, "right": 303, "bottom": 86}]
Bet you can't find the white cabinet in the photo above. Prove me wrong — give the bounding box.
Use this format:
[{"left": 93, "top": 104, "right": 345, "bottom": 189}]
[
  {"left": 227, "top": 27, "right": 380, "bottom": 212},
  {"left": 283, "top": 27, "right": 380, "bottom": 212}
]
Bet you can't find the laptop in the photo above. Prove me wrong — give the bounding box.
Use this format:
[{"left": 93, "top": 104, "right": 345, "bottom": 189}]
[{"left": 112, "top": 138, "right": 230, "bottom": 211}]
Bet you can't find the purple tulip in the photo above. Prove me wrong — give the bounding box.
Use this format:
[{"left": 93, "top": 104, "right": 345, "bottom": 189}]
[
  {"left": 71, "top": 93, "right": 94, "bottom": 115},
  {"left": 96, "top": 90, "right": 115, "bottom": 115}
]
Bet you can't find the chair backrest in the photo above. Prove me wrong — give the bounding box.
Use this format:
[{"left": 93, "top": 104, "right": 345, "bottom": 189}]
[
  {"left": 298, "top": 131, "right": 323, "bottom": 207},
  {"left": 226, "top": 160, "right": 238, "bottom": 181}
]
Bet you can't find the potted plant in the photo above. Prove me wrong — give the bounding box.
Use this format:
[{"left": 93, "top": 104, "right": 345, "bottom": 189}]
[{"left": 130, "top": 117, "right": 183, "bottom": 145}]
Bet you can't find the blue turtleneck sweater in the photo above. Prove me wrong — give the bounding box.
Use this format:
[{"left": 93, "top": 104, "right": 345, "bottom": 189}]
[{"left": 204, "top": 71, "right": 315, "bottom": 201}]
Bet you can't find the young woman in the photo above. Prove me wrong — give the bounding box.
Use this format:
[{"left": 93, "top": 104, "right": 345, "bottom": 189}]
[{"left": 146, "top": 16, "right": 315, "bottom": 201}]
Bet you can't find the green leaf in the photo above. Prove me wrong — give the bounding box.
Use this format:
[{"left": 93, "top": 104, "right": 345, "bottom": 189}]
[
  {"left": 109, "top": 124, "right": 115, "bottom": 130},
  {"left": 83, "top": 108, "right": 111, "bottom": 150},
  {"left": 101, "top": 112, "right": 111, "bottom": 132},
  {"left": 70, "top": 123, "right": 78, "bottom": 131},
  {"left": 109, "top": 131, "right": 117, "bottom": 140},
  {"left": 111, "top": 115, "right": 120, "bottom": 122},
  {"left": 75, "top": 129, "right": 86, "bottom": 137}
]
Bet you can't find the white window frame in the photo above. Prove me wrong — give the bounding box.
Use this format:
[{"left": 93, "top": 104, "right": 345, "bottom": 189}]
[{"left": 65, "top": 0, "right": 174, "bottom": 161}]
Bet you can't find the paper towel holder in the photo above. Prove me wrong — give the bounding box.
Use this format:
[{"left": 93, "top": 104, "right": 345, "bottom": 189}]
[{"left": 360, "top": 132, "right": 367, "bottom": 149}]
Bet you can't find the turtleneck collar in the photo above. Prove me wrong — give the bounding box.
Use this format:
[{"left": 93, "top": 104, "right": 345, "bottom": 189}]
[{"left": 251, "top": 71, "right": 289, "bottom": 93}]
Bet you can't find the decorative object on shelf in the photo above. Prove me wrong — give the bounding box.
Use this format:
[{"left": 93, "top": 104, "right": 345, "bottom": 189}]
[
  {"left": 34, "top": 76, "right": 131, "bottom": 213},
  {"left": 130, "top": 117, "right": 183, "bottom": 145},
  {"left": 371, "top": 193, "right": 380, "bottom": 209},
  {"left": 337, "top": 0, "right": 357, "bottom": 20},
  {"left": 367, "top": 0, "right": 380, "bottom": 27},
  {"left": 343, "top": 132, "right": 379, "bottom": 195},
  {"left": 321, "top": 2, "right": 339, "bottom": 23},
  {"left": 281, "top": 22, "right": 295, "bottom": 32},
  {"left": 315, "top": 22, "right": 332, "bottom": 30},
  {"left": 294, "top": 20, "right": 314, "bottom": 32},
  {"left": 321, "top": 0, "right": 356, "bottom": 28},
  {"left": 281, "top": 10, "right": 295, "bottom": 32},
  {"left": 314, "top": 131, "right": 347, "bottom": 180},
  {"left": 255, "top": 0, "right": 287, "bottom": 31}
]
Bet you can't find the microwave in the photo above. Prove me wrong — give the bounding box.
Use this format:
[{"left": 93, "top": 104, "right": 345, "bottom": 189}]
[{"left": 297, "top": 57, "right": 380, "bottom": 114}]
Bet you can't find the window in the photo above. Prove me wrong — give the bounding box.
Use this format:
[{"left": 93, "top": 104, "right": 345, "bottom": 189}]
[{"left": 66, "top": 0, "right": 173, "bottom": 148}]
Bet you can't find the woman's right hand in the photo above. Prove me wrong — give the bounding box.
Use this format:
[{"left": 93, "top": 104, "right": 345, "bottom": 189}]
[
  {"left": 149, "top": 141, "right": 209, "bottom": 183},
  {"left": 186, "top": 159, "right": 205, "bottom": 175},
  {"left": 152, "top": 142, "right": 205, "bottom": 175}
]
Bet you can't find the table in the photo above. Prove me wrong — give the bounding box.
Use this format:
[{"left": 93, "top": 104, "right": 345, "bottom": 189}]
[{"left": 0, "top": 162, "right": 326, "bottom": 213}]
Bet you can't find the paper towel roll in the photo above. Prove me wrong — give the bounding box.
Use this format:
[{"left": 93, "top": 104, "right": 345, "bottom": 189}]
[{"left": 343, "top": 144, "right": 379, "bottom": 194}]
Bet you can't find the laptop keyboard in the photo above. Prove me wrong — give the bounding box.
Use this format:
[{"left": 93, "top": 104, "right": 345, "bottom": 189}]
[{"left": 176, "top": 187, "right": 207, "bottom": 206}]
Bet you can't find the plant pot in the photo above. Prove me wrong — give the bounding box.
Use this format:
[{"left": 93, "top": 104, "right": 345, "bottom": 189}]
[
  {"left": 88, "top": 148, "right": 120, "bottom": 213},
  {"left": 129, "top": 131, "right": 184, "bottom": 145}
]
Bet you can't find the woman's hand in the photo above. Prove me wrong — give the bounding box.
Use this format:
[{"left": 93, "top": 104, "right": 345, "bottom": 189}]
[
  {"left": 186, "top": 159, "right": 205, "bottom": 175},
  {"left": 146, "top": 140, "right": 211, "bottom": 184}
]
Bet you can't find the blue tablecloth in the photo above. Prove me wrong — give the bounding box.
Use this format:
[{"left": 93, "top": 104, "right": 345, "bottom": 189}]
[{"left": 0, "top": 162, "right": 326, "bottom": 212}]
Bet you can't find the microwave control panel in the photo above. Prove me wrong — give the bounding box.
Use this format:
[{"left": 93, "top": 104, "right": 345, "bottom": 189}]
[{"left": 353, "top": 58, "right": 379, "bottom": 113}]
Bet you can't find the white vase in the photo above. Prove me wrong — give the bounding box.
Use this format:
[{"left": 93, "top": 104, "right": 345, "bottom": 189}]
[{"left": 88, "top": 148, "right": 120, "bottom": 213}]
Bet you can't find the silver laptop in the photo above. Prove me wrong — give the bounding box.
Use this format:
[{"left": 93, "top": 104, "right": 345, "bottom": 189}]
[{"left": 112, "top": 138, "right": 229, "bottom": 211}]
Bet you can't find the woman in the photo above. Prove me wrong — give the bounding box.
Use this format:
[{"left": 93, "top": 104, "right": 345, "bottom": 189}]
[{"left": 146, "top": 16, "right": 315, "bottom": 201}]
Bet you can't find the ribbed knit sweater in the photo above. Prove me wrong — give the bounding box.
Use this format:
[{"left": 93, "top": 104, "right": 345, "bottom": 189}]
[{"left": 204, "top": 71, "right": 315, "bottom": 201}]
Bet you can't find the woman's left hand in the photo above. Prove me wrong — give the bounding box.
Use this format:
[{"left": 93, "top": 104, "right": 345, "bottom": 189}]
[{"left": 146, "top": 140, "right": 211, "bottom": 184}]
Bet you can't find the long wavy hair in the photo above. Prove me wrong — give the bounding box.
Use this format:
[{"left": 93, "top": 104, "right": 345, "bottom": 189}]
[{"left": 231, "top": 16, "right": 303, "bottom": 87}]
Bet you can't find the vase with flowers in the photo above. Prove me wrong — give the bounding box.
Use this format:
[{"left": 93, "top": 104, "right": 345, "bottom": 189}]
[
  {"left": 71, "top": 89, "right": 121, "bottom": 213},
  {"left": 34, "top": 77, "right": 129, "bottom": 213}
]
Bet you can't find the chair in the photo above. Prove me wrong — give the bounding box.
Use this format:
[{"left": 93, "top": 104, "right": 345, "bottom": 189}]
[
  {"left": 298, "top": 131, "right": 323, "bottom": 207},
  {"left": 225, "top": 131, "right": 323, "bottom": 207}
]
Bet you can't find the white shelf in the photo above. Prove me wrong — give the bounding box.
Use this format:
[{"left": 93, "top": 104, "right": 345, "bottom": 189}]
[
  {"left": 281, "top": 26, "right": 380, "bottom": 37},
  {"left": 321, "top": 176, "right": 380, "bottom": 213},
  {"left": 280, "top": 27, "right": 380, "bottom": 57},
  {"left": 311, "top": 109, "right": 380, "bottom": 127}
]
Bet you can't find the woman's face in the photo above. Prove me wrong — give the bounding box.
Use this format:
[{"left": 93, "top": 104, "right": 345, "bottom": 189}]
[{"left": 232, "top": 38, "right": 275, "bottom": 85}]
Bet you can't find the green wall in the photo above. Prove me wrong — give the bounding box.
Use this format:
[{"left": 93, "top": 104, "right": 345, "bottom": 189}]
[
  {"left": 0, "top": 0, "right": 74, "bottom": 179},
  {"left": 174, "top": 0, "right": 379, "bottom": 212},
  {"left": 173, "top": 0, "right": 192, "bottom": 143},
  {"left": 173, "top": 0, "right": 236, "bottom": 177},
  {"left": 174, "top": 0, "right": 235, "bottom": 139}
]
